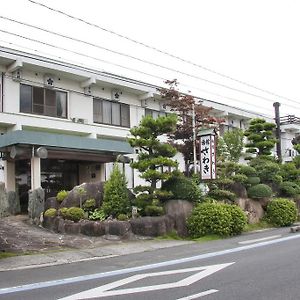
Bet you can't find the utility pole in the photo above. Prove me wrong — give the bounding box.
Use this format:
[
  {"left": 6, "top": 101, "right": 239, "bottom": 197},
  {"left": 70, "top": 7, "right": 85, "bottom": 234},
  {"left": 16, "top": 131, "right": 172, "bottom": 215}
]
[{"left": 273, "top": 102, "right": 282, "bottom": 162}]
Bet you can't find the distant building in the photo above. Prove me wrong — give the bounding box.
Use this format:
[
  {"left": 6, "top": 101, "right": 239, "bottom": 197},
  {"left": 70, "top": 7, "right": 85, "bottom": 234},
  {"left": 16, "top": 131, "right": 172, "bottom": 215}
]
[{"left": 0, "top": 46, "right": 297, "bottom": 212}]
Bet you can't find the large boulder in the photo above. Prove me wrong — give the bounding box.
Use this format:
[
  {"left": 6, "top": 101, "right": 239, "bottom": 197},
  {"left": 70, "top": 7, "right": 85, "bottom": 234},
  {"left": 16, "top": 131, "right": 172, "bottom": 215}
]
[
  {"left": 130, "top": 216, "right": 174, "bottom": 237},
  {"left": 28, "top": 188, "right": 45, "bottom": 222},
  {"left": 104, "top": 220, "right": 132, "bottom": 238},
  {"left": 164, "top": 200, "right": 194, "bottom": 237},
  {"left": 44, "top": 197, "right": 59, "bottom": 211},
  {"left": 236, "top": 198, "right": 264, "bottom": 224},
  {"left": 60, "top": 182, "right": 105, "bottom": 208},
  {"left": 0, "top": 183, "right": 9, "bottom": 217},
  {"left": 229, "top": 182, "right": 247, "bottom": 198},
  {"left": 80, "top": 220, "right": 105, "bottom": 236}
]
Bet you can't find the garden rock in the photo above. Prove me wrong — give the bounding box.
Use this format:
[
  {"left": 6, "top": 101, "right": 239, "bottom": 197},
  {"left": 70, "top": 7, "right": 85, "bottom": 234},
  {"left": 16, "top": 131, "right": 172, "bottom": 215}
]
[
  {"left": 230, "top": 182, "right": 247, "bottom": 198},
  {"left": 130, "top": 216, "right": 174, "bottom": 237},
  {"left": 80, "top": 220, "right": 105, "bottom": 236},
  {"left": 44, "top": 197, "right": 59, "bottom": 211},
  {"left": 43, "top": 216, "right": 59, "bottom": 232},
  {"left": 0, "top": 183, "right": 9, "bottom": 217},
  {"left": 28, "top": 188, "right": 45, "bottom": 222},
  {"left": 104, "top": 220, "right": 132, "bottom": 238},
  {"left": 236, "top": 198, "right": 264, "bottom": 224},
  {"left": 64, "top": 221, "right": 81, "bottom": 235},
  {"left": 165, "top": 200, "right": 194, "bottom": 237}
]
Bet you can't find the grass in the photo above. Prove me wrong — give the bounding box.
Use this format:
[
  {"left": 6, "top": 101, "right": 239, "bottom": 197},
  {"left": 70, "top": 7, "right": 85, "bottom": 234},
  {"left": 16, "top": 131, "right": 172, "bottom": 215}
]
[
  {"left": 243, "top": 220, "right": 273, "bottom": 232},
  {"left": 192, "top": 234, "right": 222, "bottom": 242},
  {"left": 0, "top": 251, "right": 20, "bottom": 259}
]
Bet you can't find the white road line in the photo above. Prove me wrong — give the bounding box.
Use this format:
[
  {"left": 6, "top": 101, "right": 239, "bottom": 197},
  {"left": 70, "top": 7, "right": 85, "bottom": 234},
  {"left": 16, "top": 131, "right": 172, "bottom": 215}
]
[
  {"left": 238, "top": 235, "right": 282, "bottom": 245},
  {"left": 1, "top": 233, "right": 300, "bottom": 295},
  {"left": 176, "top": 289, "right": 219, "bottom": 300}
]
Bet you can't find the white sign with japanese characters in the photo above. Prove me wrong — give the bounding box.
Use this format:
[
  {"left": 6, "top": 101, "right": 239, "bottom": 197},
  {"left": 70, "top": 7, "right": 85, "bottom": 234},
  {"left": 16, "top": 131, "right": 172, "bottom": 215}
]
[{"left": 200, "top": 134, "right": 216, "bottom": 180}]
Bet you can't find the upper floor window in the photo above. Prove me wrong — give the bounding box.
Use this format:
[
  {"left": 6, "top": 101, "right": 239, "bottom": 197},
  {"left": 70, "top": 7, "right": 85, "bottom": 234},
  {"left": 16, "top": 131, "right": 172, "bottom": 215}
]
[
  {"left": 20, "top": 84, "right": 67, "bottom": 118},
  {"left": 145, "top": 108, "right": 167, "bottom": 119},
  {"left": 93, "top": 98, "right": 130, "bottom": 127}
]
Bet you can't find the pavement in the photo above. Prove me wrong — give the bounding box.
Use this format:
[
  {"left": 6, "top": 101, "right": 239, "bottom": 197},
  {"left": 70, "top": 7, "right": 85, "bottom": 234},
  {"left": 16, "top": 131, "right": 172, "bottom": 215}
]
[{"left": 0, "top": 215, "right": 193, "bottom": 272}]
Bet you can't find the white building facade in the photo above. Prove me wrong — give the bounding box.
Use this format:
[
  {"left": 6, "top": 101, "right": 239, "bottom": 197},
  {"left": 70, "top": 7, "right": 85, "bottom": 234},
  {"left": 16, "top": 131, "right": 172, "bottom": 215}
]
[{"left": 0, "top": 47, "right": 297, "bottom": 212}]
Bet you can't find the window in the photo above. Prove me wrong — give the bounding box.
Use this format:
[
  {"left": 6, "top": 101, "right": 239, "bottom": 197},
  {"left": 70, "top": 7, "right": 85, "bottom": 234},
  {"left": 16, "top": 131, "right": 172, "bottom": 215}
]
[
  {"left": 145, "top": 108, "right": 167, "bottom": 119},
  {"left": 93, "top": 98, "right": 130, "bottom": 127},
  {"left": 20, "top": 84, "right": 67, "bottom": 118}
]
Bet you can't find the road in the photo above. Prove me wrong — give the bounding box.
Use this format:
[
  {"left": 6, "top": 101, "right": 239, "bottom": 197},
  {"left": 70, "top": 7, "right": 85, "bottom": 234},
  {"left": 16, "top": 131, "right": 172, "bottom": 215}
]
[{"left": 1, "top": 228, "right": 300, "bottom": 299}]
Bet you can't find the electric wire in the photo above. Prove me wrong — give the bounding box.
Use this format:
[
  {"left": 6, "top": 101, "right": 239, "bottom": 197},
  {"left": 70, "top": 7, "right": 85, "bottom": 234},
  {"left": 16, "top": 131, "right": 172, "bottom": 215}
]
[
  {"left": 0, "top": 16, "right": 286, "bottom": 105},
  {"left": 26, "top": 0, "right": 300, "bottom": 105}
]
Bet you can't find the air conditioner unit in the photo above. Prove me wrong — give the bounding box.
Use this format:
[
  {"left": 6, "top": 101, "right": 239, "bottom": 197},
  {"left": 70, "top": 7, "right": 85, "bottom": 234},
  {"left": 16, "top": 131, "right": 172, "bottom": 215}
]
[
  {"left": 77, "top": 118, "right": 88, "bottom": 124},
  {"left": 111, "top": 89, "right": 122, "bottom": 101},
  {"left": 44, "top": 74, "right": 55, "bottom": 88},
  {"left": 12, "top": 70, "right": 22, "bottom": 82},
  {"left": 141, "top": 99, "right": 149, "bottom": 108}
]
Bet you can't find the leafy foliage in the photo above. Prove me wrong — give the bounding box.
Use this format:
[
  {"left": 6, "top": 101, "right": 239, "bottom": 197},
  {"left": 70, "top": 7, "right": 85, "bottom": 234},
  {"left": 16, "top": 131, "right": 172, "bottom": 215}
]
[
  {"left": 222, "top": 129, "right": 244, "bottom": 162},
  {"left": 102, "top": 164, "right": 131, "bottom": 218},
  {"left": 244, "top": 118, "right": 276, "bottom": 157},
  {"left": 162, "top": 174, "right": 201, "bottom": 202},
  {"left": 279, "top": 162, "right": 300, "bottom": 182},
  {"left": 279, "top": 181, "right": 300, "bottom": 197},
  {"left": 56, "top": 190, "right": 68, "bottom": 203},
  {"left": 83, "top": 199, "right": 96, "bottom": 211},
  {"left": 187, "top": 202, "right": 246, "bottom": 237},
  {"left": 250, "top": 158, "right": 280, "bottom": 184},
  {"left": 248, "top": 184, "right": 272, "bottom": 199},
  {"left": 65, "top": 207, "right": 84, "bottom": 222},
  {"left": 266, "top": 198, "right": 297, "bottom": 226},
  {"left": 44, "top": 208, "right": 57, "bottom": 217},
  {"left": 207, "top": 189, "right": 236, "bottom": 202},
  {"left": 59, "top": 207, "right": 68, "bottom": 218},
  {"left": 89, "top": 208, "right": 106, "bottom": 221}
]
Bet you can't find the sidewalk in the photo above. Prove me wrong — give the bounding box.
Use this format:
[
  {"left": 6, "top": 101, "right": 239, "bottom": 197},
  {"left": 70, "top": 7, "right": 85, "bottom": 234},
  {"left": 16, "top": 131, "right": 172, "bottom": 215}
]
[{"left": 0, "top": 215, "right": 193, "bottom": 271}]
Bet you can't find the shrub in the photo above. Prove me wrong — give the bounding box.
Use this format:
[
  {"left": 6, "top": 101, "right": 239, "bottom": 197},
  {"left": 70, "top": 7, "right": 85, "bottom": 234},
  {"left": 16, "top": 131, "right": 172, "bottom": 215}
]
[
  {"left": 246, "top": 176, "right": 260, "bottom": 186},
  {"left": 117, "top": 214, "right": 129, "bottom": 221},
  {"left": 266, "top": 198, "right": 297, "bottom": 226},
  {"left": 238, "top": 165, "right": 257, "bottom": 177},
  {"left": 224, "top": 205, "right": 247, "bottom": 235},
  {"left": 44, "top": 208, "right": 57, "bottom": 217},
  {"left": 207, "top": 189, "right": 236, "bottom": 202},
  {"left": 279, "top": 181, "right": 300, "bottom": 197},
  {"left": 248, "top": 184, "right": 272, "bottom": 199},
  {"left": 59, "top": 207, "right": 68, "bottom": 218},
  {"left": 187, "top": 203, "right": 233, "bottom": 237},
  {"left": 145, "top": 205, "right": 164, "bottom": 216},
  {"left": 83, "top": 198, "right": 96, "bottom": 211},
  {"left": 162, "top": 175, "right": 201, "bottom": 202},
  {"left": 250, "top": 159, "right": 280, "bottom": 183},
  {"left": 279, "top": 162, "right": 300, "bottom": 182},
  {"left": 89, "top": 208, "right": 106, "bottom": 221},
  {"left": 231, "top": 174, "right": 248, "bottom": 184},
  {"left": 103, "top": 164, "right": 131, "bottom": 218},
  {"left": 56, "top": 190, "right": 68, "bottom": 203},
  {"left": 65, "top": 207, "right": 84, "bottom": 222}
]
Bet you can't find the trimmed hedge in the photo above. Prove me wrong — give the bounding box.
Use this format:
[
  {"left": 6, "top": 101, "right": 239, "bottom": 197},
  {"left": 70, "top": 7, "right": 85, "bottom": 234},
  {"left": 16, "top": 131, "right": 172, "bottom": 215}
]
[
  {"left": 248, "top": 184, "right": 272, "bottom": 199},
  {"left": 65, "top": 207, "right": 85, "bottom": 222},
  {"left": 279, "top": 181, "right": 300, "bottom": 197},
  {"left": 207, "top": 189, "right": 236, "bottom": 202},
  {"left": 44, "top": 208, "right": 57, "bottom": 217},
  {"left": 266, "top": 198, "right": 297, "bottom": 226},
  {"left": 56, "top": 190, "right": 68, "bottom": 203},
  {"left": 162, "top": 176, "right": 201, "bottom": 202},
  {"left": 187, "top": 203, "right": 246, "bottom": 237}
]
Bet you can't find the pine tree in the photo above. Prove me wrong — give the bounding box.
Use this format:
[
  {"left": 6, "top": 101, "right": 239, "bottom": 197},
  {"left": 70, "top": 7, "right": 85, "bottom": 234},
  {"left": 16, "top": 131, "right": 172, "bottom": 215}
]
[{"left": 102, "top": 163, "right": 130, "bottom": 218}]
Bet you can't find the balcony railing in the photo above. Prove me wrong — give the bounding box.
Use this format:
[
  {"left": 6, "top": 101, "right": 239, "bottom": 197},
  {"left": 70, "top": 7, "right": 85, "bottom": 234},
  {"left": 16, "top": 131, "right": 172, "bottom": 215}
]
[{"left": 280, "top": 115, "right": 300, "bottom": 125}]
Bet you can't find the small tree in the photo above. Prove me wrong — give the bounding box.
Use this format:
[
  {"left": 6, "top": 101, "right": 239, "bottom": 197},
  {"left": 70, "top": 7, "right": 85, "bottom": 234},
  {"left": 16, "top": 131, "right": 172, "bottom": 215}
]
[
  {"left": 102, "top": 163, "right": 130, "bottom": 218},
  {"left": 128, "top": 114, "right": 178, "bottom": 214},
  {"left": 244, "top": 118, "right": 276, "bottom": 158},
  {"left": 223, "top": 128, "right": 244, "bottom": 162}
]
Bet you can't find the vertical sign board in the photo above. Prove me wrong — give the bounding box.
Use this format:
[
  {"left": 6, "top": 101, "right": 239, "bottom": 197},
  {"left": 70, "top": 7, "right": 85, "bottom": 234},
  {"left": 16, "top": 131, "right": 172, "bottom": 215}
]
[{"left": 200, "top": 134, "right": 216, "bottom": 180}]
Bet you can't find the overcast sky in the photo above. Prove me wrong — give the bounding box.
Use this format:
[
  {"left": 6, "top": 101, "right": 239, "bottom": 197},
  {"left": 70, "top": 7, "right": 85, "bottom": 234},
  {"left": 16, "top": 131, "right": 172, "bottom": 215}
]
[{"left": 1, "top": 0, "right": 300, "bottom": 118}]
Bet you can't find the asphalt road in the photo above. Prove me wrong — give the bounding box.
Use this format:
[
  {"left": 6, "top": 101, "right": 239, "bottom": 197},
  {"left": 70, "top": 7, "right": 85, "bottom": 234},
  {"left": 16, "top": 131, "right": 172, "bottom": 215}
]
[{"left": 1, "top": 228, "right": 300, "bottom": 300}]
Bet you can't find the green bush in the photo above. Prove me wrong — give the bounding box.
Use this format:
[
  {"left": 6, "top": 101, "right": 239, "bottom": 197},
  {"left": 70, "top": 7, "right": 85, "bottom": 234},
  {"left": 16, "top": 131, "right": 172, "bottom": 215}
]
[
  {"left": 224, "top": 205, "right": 247, "bottom": 235},
  {"left": 89, "top": 208, "right": 106, "bottom": 221},
  {"left": 207, "top": 189, "right": 236, "bottom": 202},
  {"left": 83, "top": 198, "right": 96, "bottom": 211},
  {"left": 250, "top": 159, "right": 280, "bottom": 183},
  {"left": 162, "top": 175, "right": 201, "bottom": 202},
  {"left": 246, "top": 176, "right": 260, "bottom": 186},
  {"left": 59, "top": 207, "right": 68, "bottom": 218},
  {"left": 117, "top": 214, "right": 129, "bottom": 221},
  {"left": 279, "top": 162, "right": 300, "bottom": 182},
  {"left": 187, "top": 203, "right": 232, "bottom": 237},
  {"left": 231, "top": 174, "right": 248, "bottom": 184},
  {"left": 145, "top": 205, "right": 164, "bottom": 216},
  {"left": 279, "top": 181, "right": 300, "bottom": 197},
  {"left": 44, "top": 208, "right": 57, "bottom": 217},
  {"left": 238, "top": 165, "right": 257, "bottom": 177},
  {"left": 65, "top": 207, "right": 85, "bottom": 222},
  {"left": 248, "top": 184, "right": 272, "bottom": 199},
  {"left": 56, "top": 190, "right": 68, "bottom": 203},
  {"left": 266, "top": 198, "right": 297, "bottom": 226},
  {"left": 103, "top": 164, "right": 131, "bottom": 218}
]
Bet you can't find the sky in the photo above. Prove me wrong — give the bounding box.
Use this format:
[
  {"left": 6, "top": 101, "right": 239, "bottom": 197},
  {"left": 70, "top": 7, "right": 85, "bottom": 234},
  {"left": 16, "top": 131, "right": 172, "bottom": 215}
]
[{"left": 1, "top": 0, "right": 300, "bottom": 118}]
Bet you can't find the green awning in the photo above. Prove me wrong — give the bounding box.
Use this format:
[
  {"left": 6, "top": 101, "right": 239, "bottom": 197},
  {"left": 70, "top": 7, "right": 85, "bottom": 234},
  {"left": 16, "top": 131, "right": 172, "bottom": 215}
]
[{"left": 0, "top": 130, "right": 133, "bottom": 154}]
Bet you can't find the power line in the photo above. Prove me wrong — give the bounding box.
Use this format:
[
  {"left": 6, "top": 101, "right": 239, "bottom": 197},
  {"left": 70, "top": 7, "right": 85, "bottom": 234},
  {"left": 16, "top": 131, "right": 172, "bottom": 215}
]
[
  {"left": 0, "top": 15, "right": 286, "bottom": 105},
  {"left": 0, "top": 42, "right": 274, "bottom": 118},
  {"left": 26, "top": 0, "right": 300, "bottom": 105}
]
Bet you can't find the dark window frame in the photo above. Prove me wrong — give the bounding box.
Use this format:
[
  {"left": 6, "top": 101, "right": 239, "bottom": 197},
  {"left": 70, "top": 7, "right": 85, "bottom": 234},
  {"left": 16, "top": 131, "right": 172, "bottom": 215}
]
[
  {"left": 145, "top": 108, "right": 167, "bottom": 119},
  {"left": 20, "top": 84, "right": 67, "bottom": 119},
  {"left": 93, "top": 98, "right": 130, "bottom": 128}
]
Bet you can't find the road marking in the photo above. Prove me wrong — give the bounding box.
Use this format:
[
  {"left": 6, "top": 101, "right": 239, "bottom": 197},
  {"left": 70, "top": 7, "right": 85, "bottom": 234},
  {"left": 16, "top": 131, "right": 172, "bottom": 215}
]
[
  {"left": 238, "top": 235, "right": 282, "bottom": 245},
  {"left": 176, "top": 289, "right": 219, "bottom": 300},
  {"left": 59, "top": 263, "right": 233, "bottom": 299},
  {"left": 1, "top": 233, "right": 300, "bottom": 295}
]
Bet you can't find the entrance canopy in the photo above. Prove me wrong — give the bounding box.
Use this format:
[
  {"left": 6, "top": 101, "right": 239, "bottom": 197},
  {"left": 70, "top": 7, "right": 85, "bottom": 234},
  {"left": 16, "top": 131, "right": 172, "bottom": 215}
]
[{"left": 0, "top": 130, "right": 133, "bottom": 162}]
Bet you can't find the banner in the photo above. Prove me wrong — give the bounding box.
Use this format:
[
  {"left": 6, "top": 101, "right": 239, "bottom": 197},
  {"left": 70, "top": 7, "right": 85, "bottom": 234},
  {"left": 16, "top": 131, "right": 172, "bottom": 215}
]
[{"left": 199, "top": 134, "right": 216, "bottom": 180}]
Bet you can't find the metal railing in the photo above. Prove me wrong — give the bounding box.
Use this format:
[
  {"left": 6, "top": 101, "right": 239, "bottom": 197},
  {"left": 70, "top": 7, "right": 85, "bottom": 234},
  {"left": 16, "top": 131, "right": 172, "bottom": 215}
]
[{"left": 280, "top": 115, "right": 300, "bottom": 125}]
